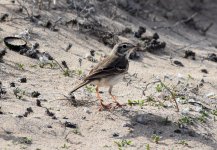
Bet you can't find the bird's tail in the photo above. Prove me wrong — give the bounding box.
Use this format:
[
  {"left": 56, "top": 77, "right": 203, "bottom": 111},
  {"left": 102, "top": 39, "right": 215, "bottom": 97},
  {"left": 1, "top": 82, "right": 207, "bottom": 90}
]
[{"left": 70, "top": 80, "right": 90, "bottom": 93}]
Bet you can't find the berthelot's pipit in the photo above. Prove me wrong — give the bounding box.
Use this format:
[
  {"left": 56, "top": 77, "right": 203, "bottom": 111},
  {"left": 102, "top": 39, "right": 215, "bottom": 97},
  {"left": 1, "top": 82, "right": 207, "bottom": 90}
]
[{"left": 70, "top": 42, "right": 136, "bottom": 111}]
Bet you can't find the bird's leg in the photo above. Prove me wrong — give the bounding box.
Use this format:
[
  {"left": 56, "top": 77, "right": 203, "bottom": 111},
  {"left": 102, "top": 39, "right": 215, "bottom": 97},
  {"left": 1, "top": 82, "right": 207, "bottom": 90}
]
[
  {"left": 109, "top": 86, "right": 126, "bottom": 108},
  {"left": 96, "top": 86, "right": 111, "bottom": 111}
]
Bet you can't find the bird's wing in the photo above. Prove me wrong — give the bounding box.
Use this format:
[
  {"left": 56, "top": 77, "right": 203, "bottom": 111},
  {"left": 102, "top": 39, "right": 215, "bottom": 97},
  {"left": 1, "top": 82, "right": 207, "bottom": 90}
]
[{"left": 84, "top": 54, "right": 129, "bottom": 81}]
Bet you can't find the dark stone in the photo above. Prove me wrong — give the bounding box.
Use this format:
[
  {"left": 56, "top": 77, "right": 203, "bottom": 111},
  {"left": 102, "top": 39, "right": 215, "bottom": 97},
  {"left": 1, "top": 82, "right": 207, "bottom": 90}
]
[
  {"left": 207, "top": 53, "right": 217, "bottom": 62},
  {"left": 134, "top": 26, "right": 146, "bottom": 38},
  {"left": 112, "top": 133, "right": 119, "bottom": 137},
  {"left": 201, "top": 69, "right": 208, "bottom": 74},
  {"left": 64, "top": 121, "right": 77, "bottom": 128},
  {"left": 174, "top": 129, "right": 182, "bottom": 134},
  {"left": 47, "top": 125, "right": 52, "bottom": 128},
  {"left": 184, "top": 50, "right": 196, "bottom": 60},
  {"left": 173, "top": 60, "right": 184, "bottom": 67},
  {"left": 26, "top": 107, "right": 33, "bottom": 113},
  {"left": 36, "top": 99, "right": 42, "bottom": 107},
  {"left": 31, "top": 91, "right": 40, "bottom": 98},
  {"left": 46, "top": 109, "right": 55, "bottom": 117},
  {"left": 152, "top": 33, "right": 159, "bottom": 40},
  {"left": 10, "top": 82, "right": 15, "bottom": 87},
  {"left": 19, "top": 78, "right": 27, "bottom": 83}
]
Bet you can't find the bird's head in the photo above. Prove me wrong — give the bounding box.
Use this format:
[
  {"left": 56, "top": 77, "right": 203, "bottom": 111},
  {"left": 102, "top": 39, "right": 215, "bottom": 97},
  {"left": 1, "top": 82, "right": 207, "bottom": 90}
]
[{"left": 112, "top": 42, "right": 136, "bottom": 58}]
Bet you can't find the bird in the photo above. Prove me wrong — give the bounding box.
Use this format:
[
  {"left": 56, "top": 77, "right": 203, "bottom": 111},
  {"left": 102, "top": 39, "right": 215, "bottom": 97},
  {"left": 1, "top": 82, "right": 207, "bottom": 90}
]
[{"left": 70, "top": 42, "right": 136, "bottom": 111}]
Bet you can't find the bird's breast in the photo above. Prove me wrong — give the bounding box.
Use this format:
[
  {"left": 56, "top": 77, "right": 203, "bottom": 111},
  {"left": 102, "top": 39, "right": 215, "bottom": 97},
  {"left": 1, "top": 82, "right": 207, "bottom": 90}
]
[{"left": 92, "top": 74, "right": 125, "bottom": 87}]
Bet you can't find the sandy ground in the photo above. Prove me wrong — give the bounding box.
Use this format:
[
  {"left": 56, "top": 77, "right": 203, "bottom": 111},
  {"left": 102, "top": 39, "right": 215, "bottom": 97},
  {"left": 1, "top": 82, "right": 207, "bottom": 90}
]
[{"left": 0, "top": 0, "right": 217, "bottom": 150}]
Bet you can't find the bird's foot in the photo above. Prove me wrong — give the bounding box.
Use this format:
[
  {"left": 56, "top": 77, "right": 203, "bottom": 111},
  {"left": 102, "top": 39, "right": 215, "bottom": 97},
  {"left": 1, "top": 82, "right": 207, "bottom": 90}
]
[
  {"left": 114, "top": 102, "right": 126, "bottom": 108},
  {"left": 98, "top": 102, "right": 112, "bottom": 111}
]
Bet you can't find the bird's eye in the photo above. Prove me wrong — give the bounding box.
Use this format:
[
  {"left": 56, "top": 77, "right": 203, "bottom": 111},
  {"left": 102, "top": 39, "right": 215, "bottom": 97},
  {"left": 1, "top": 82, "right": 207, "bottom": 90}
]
[{"left": 122, "top": 45, "right": 127, "bottom": 48}]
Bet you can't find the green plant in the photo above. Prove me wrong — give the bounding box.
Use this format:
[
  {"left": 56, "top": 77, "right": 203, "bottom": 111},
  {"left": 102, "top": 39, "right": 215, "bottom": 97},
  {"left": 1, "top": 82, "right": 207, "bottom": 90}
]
[
  {"left": 197, "top": 110, "right": 209, "bottom": 123},
  {"left": 72, "top": 129, "right": 82, "bottom": 136},
  {"left": 146, "top": 144, "right": 150, "bottom": 150},
  {"left": 187, "top": 74, "right": 194, "bottom": 80},
  {"left": 155, "top": 83, "right": 164, "bottom": 92},
  {"left": 13, "top": 88, "right": 25, "bottom": 99},
  {"left": 178, "top": 140, "right": 188, "bottom": 146},
  {"left": 151, "top": 134, "right": 161, "bottom": 144},
  {"left": 85, "top": 85, "right": 96, "bottom": 93},
  {"left": 61, "top": 143, "right": 70, "bottom": 149},
  {"left": 211, "top": 110, "right": 217, "bottom": 116},
  {"left": 16, "top": 63, "right": 25, "bottom": 70},
  {"left": 146, "top": 95, "right": 155, "bottom": 102},
  {"left": 178, "top": 116, "right": 193, "bottom": 125},
  {"left": 63, "top": 69, "right": 70, "bottom": 76},
  {"left": 114, "top": 139, "right": 132, "bottom": 150},
  {"left": 29, "top": 64, "right": 37, "bottom": 68},
  {"left": 75, "top": 69, "right": 83, "bottom": 76},
  {"left": 128, "top": 99, "right": 144, "bottom": 108},
  {"left": 19, "top": 137, "right": 32, "bottom": 145}
]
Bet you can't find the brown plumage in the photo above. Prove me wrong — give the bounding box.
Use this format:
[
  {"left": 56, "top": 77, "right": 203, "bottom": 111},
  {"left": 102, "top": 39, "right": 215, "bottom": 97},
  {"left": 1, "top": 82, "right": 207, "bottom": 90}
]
[{"left": 70, "top": 42, "right": 136, "bottom": 110}]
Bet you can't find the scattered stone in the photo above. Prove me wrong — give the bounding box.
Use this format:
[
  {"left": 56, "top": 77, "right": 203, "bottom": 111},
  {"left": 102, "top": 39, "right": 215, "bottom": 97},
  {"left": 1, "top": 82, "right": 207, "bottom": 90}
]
[
  {"left": 47, "top": 125, "right": 52, "bottom": 128},
  {"left": 64, "top": 121, "right": 77, "bottom": 128},
  {"left": 122, "top": 123, "right": 134, "bottom": 128},
  {"left": 145, "top": 39, "right": 166, "bottom": 52},
  {"left": 61, "top": 61, "right": 69, "bottom": 69},
  {"left": 174, "top": 129, "right": 181, "bottom": 134},
  {"left": 31, "top": 91, "right": 40, "bottom": 98},
  {"left": 0, "top": 49, "right": 6, "bottom": 62},
  {"left": 81, "top": 116, "right": 86, "bottom": 120},
  {"left": 112, "top": 133, "right": 119, "bottom": 137},
  {"left": 36, "top": 99, "right": 42, "bottom": 107},
  {"left": 0, "top": 13, "right": 9, "bottom": 22},
  {"left": 120, "top": 27, "right": 132, "bottom": 35},
  {"left": 23, "top": 107, "right": 33, "bottom": 117},
  {"left": 134, "top": 26, "right": 146, "bottom": 38},
  {"left": 52, "top": 116, "right": 57, "bottom": 120},
  {"left": 46, "top": 109, "right": 55, "bottom": 117},
  {"left": 152, "top": 33, "right": 159, "bottom": 40},
  {"left": 32, "top": 42, "right": 39, "bottom": 49},
  {"left": 0, "top": 107, "right": 3, "bottom": 114},
  {"left": 201, "top": 69, "right": 208, "bottom": 74},
  {"left": 0, "top": 82, "right": 7, "bottom": 98},
  {"left": 173, "top": 60, "right": 184, "bottom": 67},
  {"left": 10, "top": 82, "right": 15, "bottom": 87},
  {"left": 19, "top": 77, "right": 27, "bottom": 83},
  {"left": 184, "top": 50, "right": 196, "bottom": 60},
  {"left": 90, "top": 50, "right": 95, "bottom": 56},
  {"left": 63, "top": 116, "right": 69, "bottom": 119},
  {"left": 65, "top": 43, "right": 72, "bottom": 52},
  {"left": 207, "top": 53, "right": 217, "bottom": 62},
  {"left": 27, "top": 107, "right": 33, "bottom": 113}
]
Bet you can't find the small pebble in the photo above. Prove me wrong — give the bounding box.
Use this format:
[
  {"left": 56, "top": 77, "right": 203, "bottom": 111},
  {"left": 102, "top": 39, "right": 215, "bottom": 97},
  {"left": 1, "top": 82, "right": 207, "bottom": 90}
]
[
  {"left": 10, "top": 82, "right": 15, "bottom": 87},
  {"left": 31, "top": 91, "right": 40, "bottom": 98},
  {"left": 19, "top": 77, "right": 27, "bottom": 83},
  {"left": 64, "top": 121, "right": 77, "bottom": 128},
  {"left": 112, "top": 133, "right": 119, "bottom": 137}
]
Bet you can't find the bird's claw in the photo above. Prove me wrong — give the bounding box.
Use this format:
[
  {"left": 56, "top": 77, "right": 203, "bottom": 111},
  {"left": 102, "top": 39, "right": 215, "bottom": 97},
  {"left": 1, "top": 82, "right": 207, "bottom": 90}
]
[
  {"left": 98, "top": 103, "right": 112, "bottom": 111},
  {"left": 113, "top": 102, "right": 126, "bottom": 109}
]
